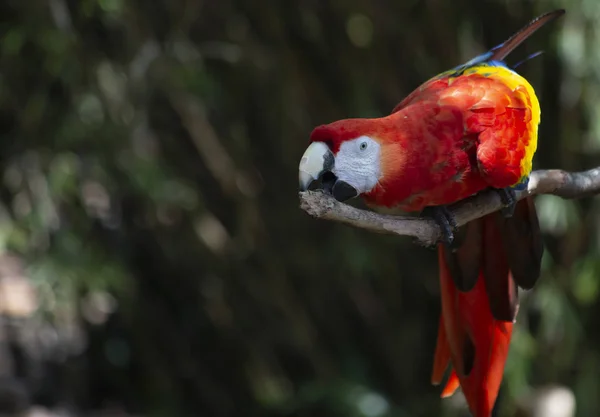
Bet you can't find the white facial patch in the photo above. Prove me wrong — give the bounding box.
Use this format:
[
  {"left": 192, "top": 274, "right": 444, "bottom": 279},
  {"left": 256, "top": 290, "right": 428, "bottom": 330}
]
[{"left": 333, "top": 136, "right": 381, "bottom": 194}]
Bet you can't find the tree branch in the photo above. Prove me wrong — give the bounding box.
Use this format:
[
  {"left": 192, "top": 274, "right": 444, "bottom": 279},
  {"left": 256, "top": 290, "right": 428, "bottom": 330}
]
[{"left": 299, "top": 168, "right": 600, "bottom": 246}]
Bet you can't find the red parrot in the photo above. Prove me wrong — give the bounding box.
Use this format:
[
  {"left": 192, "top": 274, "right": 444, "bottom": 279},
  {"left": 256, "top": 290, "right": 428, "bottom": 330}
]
[{"left": 298, "top": 10, "right": 564, "bottom": 417}]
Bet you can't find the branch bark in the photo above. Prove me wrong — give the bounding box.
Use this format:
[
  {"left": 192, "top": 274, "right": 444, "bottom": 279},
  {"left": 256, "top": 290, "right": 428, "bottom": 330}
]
[{"left": 299, "top": 168, "right": 600, "bottom": 246}]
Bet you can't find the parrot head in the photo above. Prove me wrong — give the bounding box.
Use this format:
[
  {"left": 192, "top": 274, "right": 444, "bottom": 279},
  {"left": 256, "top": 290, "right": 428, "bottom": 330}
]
[{"left": 299, "top": 118, "right": 395, "bottom": 202}]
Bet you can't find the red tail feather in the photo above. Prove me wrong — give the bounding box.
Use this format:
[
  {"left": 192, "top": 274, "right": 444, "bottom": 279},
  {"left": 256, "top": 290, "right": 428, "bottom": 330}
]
[{"left": 432, "top": 198, "right": 540, "bottom": 417}]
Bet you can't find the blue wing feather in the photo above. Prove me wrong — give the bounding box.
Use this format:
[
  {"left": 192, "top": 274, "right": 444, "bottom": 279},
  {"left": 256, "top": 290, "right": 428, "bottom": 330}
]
[{"left": 441, "top": 9, "right": 564, "bottom": 78}]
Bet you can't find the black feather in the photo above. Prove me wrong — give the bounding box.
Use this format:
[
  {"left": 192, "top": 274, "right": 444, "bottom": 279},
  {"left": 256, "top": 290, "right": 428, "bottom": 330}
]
[
  {"left": 444, "top": 221, "right": 482, "bottom": 292},
  {"left": 483, "top": 214, "right": 520, "bottom": 322},
  {"left": 500, "top": 198, "right": 544, "bottom": 290}
]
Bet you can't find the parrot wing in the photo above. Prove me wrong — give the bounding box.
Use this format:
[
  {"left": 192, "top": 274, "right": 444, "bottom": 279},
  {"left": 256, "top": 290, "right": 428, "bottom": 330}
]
[{"left": 426, "top": 70, "right": 544, "bottom": 417}]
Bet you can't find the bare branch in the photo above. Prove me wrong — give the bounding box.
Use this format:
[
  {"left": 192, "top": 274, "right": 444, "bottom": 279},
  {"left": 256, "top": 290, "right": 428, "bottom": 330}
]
[{"left": 299, "top": 168, "right": 600, "bottom": 246}]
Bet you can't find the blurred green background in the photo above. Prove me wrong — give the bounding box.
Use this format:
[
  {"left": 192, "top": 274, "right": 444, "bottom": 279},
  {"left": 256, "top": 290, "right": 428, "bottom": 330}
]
[{"left": 0, "top": 0, "right": 598, "bottom": 416}]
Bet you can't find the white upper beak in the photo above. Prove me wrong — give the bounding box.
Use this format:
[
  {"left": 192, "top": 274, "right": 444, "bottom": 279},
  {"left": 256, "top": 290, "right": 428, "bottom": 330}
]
[{"left": 298, "top": 142, "right": 334, "bottom": 191}]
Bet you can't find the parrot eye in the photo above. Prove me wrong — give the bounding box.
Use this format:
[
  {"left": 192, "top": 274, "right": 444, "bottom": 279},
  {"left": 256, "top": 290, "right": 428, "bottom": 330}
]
[{"left": 359, "top": 142, "right": 368, "bottom": 151}]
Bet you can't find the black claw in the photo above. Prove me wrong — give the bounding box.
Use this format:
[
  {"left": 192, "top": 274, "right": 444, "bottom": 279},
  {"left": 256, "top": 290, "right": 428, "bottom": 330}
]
[
  {"left": 446, "top": 208, "right": 458, "bottom": 230},
  {"left": 497, "top": 187, "right": 517, "bottom": 218},
  {"left": 423, "top": 206, "right": 458, "bottom": 248}
]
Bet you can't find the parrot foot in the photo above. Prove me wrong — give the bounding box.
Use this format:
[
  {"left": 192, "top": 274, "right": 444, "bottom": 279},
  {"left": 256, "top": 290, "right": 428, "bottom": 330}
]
[
  {"left": 496, "top": 187, "right": 517, "bottom": 218},
  {"left": 423, "top": 206, "right": 458, "bottom": 248}
]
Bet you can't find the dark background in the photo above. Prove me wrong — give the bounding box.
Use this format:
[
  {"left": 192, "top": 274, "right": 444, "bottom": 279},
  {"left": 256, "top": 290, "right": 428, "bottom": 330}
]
[{"left": 0, "top": 0, "right": 598, "bottom": 416}]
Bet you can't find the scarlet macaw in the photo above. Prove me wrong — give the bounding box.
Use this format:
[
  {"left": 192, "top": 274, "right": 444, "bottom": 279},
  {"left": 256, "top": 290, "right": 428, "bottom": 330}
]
[{"left": 298, "top": 10, "right": 565, "bottom": 417}]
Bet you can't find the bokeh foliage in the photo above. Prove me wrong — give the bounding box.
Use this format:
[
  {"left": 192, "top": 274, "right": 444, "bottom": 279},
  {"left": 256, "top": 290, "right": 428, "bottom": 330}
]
[{"left": 0, "top": 0, "right": 599, "bottom": 416}]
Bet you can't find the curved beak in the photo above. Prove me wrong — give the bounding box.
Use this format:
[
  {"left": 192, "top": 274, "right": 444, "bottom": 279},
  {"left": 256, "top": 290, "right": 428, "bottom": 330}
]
[{"left": 298, "top": 142, "right": 335, "bottom": 191}]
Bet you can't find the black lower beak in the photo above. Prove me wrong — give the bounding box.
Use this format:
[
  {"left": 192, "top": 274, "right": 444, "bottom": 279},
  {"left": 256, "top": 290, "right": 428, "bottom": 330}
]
[
  {"left": 321, "top": 172, "right": 337, "bottom": 195},
  {"left": 332, "top": 180, "right": 358, "bottom": 202}
]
